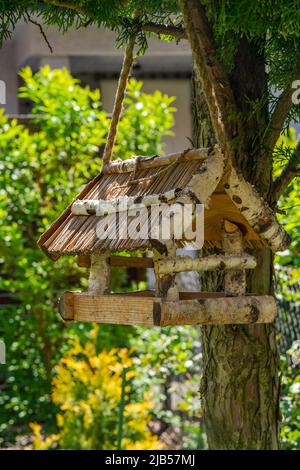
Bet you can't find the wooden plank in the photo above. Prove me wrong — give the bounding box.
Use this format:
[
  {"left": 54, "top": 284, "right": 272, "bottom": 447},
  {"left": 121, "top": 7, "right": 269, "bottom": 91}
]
[
  {"left": 58, "top": 291, "right": 76, "bottom": 321},
  {"left": 77, "top": 254, "right": 154, "bottom": 269},
  {"left": 59, "top": 292, "right": 160, "bottom": 326},
  {"left": 204, "top": 193, "right": 268, "bottom": 244},
  {"left": 77, "top": 254, "right": 91, "bottom": 267},
  {"left": 115, "top": 290, "right": 156, "bottom": 297},
  {"left": 114, "top": 290, "right": 224, "bottom": 299},
  {"left": 110, "top": 256, "right": 154, "bottom": 269},
  {"left": 179, "top": 291, "right": 224, "bottom": 300},
  {"left": 58, "top": 292, "right": 276, "bottom": 326}
]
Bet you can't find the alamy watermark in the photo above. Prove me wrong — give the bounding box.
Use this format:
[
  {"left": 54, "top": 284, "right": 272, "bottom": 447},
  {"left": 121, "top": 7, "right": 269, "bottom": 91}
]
[
  {"left": 292, "top": 80, "right": 300, "bottom": 105},
  {"left": 0, "top": 80, "right": 6, "bottom": 105},
  {"left": 95, "top": 202, "right": 204, "bottom": 249}
]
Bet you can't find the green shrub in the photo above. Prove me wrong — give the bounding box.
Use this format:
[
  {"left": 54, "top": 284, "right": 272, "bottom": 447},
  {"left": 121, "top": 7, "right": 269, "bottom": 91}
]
[
  {"left": 0, "top": 66, "right": 175, "bottom": 442},
  {"left": 29, "top": 326, "right": 163, "bottom": 450}
]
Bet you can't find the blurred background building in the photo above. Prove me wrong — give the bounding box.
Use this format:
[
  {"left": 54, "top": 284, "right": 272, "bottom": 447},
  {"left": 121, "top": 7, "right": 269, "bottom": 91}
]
[{"left": 0, "top": 21, "right": 193, "bottom": 153}]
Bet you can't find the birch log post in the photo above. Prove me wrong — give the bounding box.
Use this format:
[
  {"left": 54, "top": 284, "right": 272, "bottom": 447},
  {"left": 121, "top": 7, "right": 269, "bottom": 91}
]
[
  {"left": 88, "top": 252, "right": 111, "bottom": 294},
  {"left": 153, "top": 240, "right": 179, "bottom": 301},
  {"left": 222, "top": 220, "right": 246, "bottom": 296}
]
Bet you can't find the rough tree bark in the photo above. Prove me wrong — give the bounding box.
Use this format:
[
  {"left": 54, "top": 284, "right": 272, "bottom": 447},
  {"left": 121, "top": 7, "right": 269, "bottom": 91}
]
[{"left": 192, "top": 37, "right": 280, "bottom": 449}]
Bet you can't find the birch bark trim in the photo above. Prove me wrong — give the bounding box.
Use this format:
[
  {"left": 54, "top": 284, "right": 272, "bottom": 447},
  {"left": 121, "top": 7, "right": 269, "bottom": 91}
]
[
  {"left": 102, "top": 148, "right": 209, "bottom": 174},
  {"left": 157, "top": 254, "right": 256, "bottom": 275},
  {"left": 71, "top": 189, "right": 181, "bottom": 216},
  {"left": 88, "top": 252, "right": 111, "bottom": 295},
  {"left": 225, "top": 167, "right": 291, "bottom": 252},
  {"left": 185, "top": 144, "right": 225, "bottom": 204},
  {"left": 160, "top": 295, "right": 276, "bottom": 326}
]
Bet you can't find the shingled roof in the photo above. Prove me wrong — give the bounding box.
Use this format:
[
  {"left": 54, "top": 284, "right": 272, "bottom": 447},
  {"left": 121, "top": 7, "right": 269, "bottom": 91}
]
[
  {"left": 38, "top": 158, "right": 206, "bottom": 259},
  {"left": 38, "top": 146, "right": 290, "bottom": 259}
]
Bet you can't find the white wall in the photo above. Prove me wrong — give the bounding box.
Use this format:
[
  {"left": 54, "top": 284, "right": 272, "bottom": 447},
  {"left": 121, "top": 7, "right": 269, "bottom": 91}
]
[
  {"left": 0, "top": 40, "right": 18, "bottom": 114},
  {"left": 13, "top": 22, "right": 191, "bottom": 69},
  {"left": 0, "top": 21, "right": 193, "bottom": 154},
  {"left": 100, "top": 79, "right": 192, "bottom": 154}
]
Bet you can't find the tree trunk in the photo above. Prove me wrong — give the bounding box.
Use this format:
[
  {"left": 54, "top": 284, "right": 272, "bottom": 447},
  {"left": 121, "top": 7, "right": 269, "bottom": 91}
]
[{"left": 193, "top": 38, "right": 280, "bottom": 449}]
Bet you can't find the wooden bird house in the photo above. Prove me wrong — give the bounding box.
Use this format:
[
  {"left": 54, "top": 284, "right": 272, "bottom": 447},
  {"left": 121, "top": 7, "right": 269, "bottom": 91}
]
[
  {"left": 38, "top": 36, "right": 290, "bottom": 327},
  {"left": 38, "top": 144, "right": 290, "bottom": 327}
]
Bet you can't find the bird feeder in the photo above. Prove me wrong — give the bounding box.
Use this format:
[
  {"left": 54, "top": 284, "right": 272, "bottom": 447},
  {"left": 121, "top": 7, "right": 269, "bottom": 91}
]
[{"left": 38, "top": 35, "right": 290, "bottom": 327}]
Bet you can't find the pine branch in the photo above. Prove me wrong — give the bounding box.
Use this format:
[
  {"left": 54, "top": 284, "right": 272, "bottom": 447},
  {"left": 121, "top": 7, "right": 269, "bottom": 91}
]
[
  {"left": 265, "top": 58, "right": 300, "bottom": 154},
  {"left": 141, "top": 22, "right": 186, "bottom": 39},
  {"left": 46, "top": 1, "right": 186, "bottom": 39},
  {"left": 46, "top": 0, "right": 85, "bottom": 15},
  {"left": 273, "top": 140, "right": 300, "bottom": 199},
  {"left": 25, "top": 14, "right": 53, "bottom": 53},
  {"left": 178, "top": 0, "right": 237, "bottom": 162},
  {"left": 265, "top": 86, "right": 296, "bottom": 153}
]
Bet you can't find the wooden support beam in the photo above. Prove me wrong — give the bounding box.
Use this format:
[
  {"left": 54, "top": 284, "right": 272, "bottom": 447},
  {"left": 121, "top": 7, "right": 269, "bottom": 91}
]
[
  {"left": 58, "top": 291, "right": 76, "bottom": 321},
  {"left": 77, "top": 255, "right": 154, "bottom": 269},
  {"left": 59, "top": 293, "right": 159, "bottom": 326},
  {"left": 88, "top": 252, "right": 111, "bottom": 294},
  {"left": 110, "top": 256, "right": 153, "bottom": 269},
  {"left": 156, "top": 254, "right": 257, "bottom": 275},
  {"left": 153, "top": 240, "right": 179, "bottom": 301},
  {"left": 77, "top": 254, "right": 91, "bottom": 268},
  {"left": 102, "top": 148, "right": 209, "bottom": 174},
  {"left": 58, "top": 292, "right": 277, "bottom": 326},
  {"left": 222, "top": 220, "right": 246, "bottom": 296}
]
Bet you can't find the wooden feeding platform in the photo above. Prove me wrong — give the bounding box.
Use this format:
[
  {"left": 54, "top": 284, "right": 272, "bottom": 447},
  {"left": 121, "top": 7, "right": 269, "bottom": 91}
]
[{"left": 59, "top": 291, "right": 276, "bottom": 326}]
